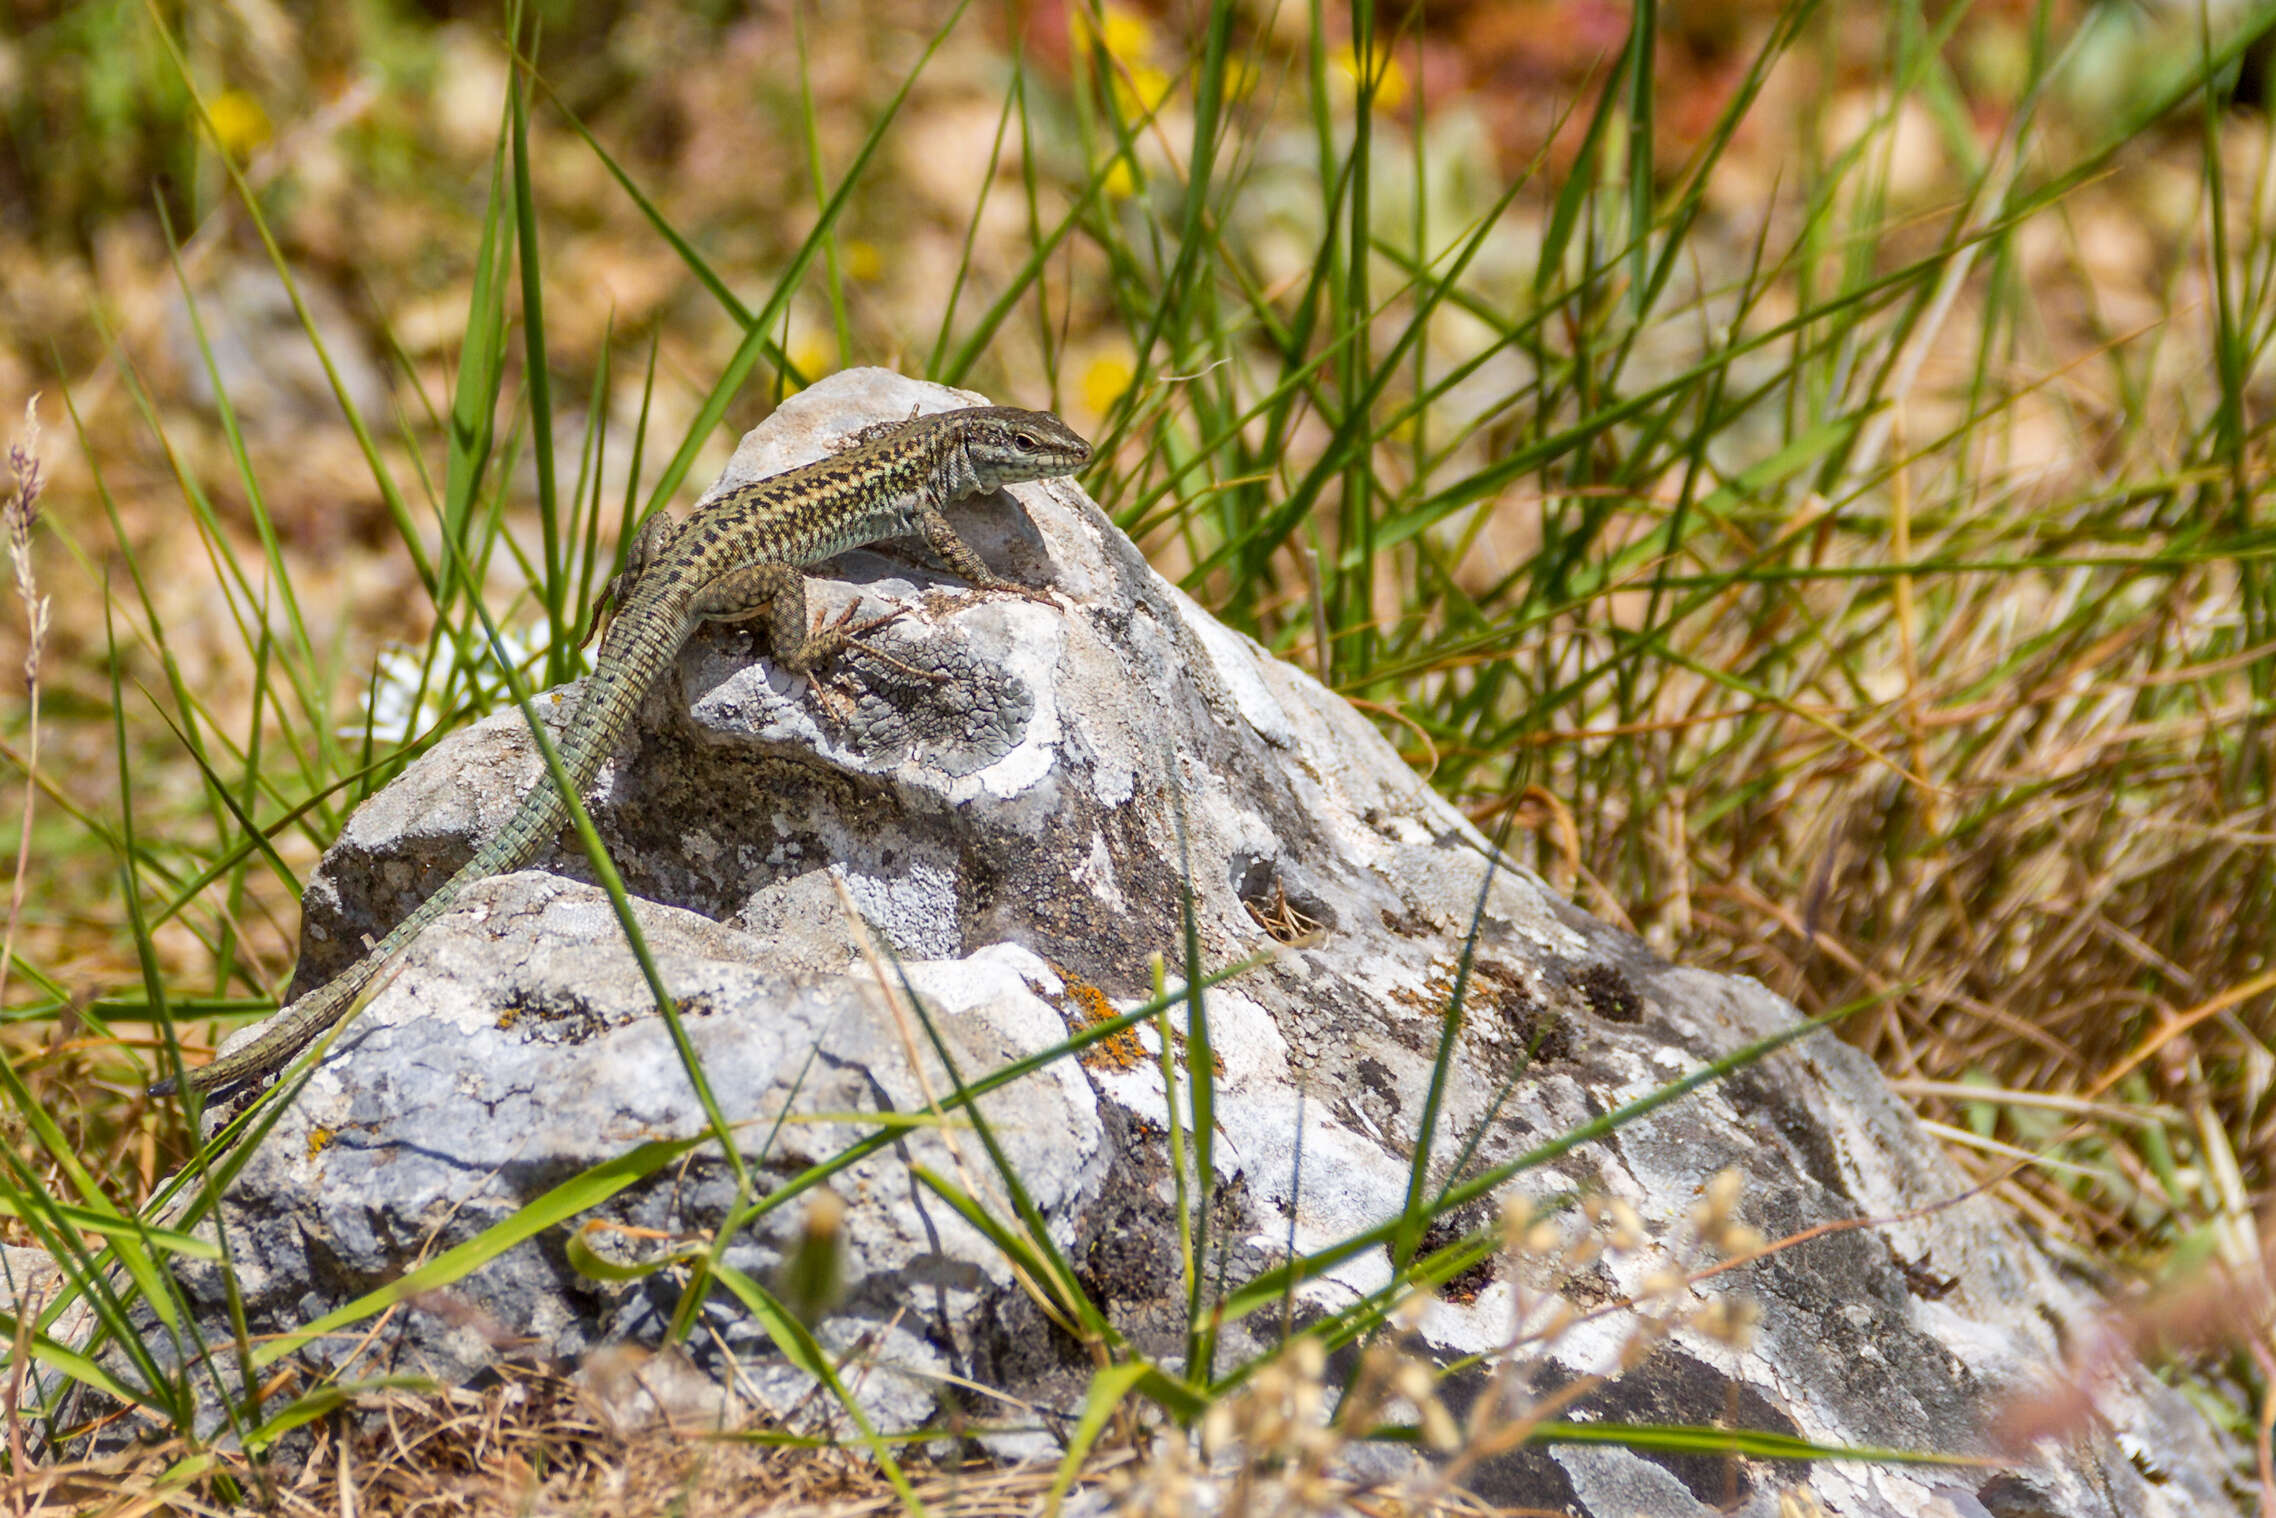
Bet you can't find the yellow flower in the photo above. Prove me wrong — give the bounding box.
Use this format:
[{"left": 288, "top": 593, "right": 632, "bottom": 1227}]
[
  {"left": 1111, "top": 63, "right": 1174, "bottom": 120},
  {"left": 1081, "top": 351, "right": 1136, "bottom": 416},
  {"left": 841, "top": 238, "right": 883, "bottom": 283},
  {"left": 206, "top": 88, "right": 272, "bottom": 161},
  {"left": 782, "top": 334, "right": 837, "bottom": 394},
  {"left": 1074, "top": 2, "right": 1155, "bottom": 66},
  {"left": 1330, "top": 41, "right": 1407, "bottom": 112},
  {"left": 1101, "top": 155, "right": 1140, "bottom": 200}
]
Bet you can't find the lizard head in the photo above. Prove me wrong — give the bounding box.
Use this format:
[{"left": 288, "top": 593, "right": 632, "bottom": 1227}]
[{"left": 956, "top": 406, "right": 1093, "bottom": 492}]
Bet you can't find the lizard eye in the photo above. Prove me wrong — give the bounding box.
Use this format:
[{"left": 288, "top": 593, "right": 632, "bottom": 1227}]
[{"left": 1013, "top": 431, "right": 1038, "bottom": 450}]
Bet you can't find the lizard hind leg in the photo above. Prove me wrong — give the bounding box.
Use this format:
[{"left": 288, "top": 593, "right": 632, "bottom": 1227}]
[
  {"left": 583, "top": 510, "right": 682, "bottom": 649},
  {"left": 692, "top": 564, "right": 944, "bottom": 719}
]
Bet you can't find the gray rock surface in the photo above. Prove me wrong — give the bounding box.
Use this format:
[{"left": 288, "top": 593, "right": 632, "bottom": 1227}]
[{"left": 184, "top": 369, "right": 2236, "bottom": 1515}]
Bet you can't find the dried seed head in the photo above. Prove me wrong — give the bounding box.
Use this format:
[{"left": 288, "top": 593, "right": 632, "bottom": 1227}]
[
  {"left": 6, "top": 395, "right": 41, "bottom": 535},
  {"left": 1201, "top": 1400, "right": 1236, "bottom": 1455},
  {"left": 1391, "top": 1360, "right": 1436, "bottom": 1404},
  {"left": 1693, "top": 1167, "right": 1749, "bottom": 1242},
  {"left": 1695, "top": 1294, "right": 1762, "bottom": 1348},
  {"left": 1640, "top": 1266, "right": 1689, "bottom": 1301},
  {"left": 6, "top": 395, "right": 47, "bottom": 694},
  {"left": 1418, "top": 1398, "right": 1462, "bottom": 1453},
  {"left": 1289, "top": 1375, "right": 1325, "bottom": 1423},
  {"left": 1500, "top": 1192, "right": 1533, "bottom": 1248},
  {"left": 1605, "top": 1197, "right": 1647, "bottom": 1251},
  {"left": 1717, "top": 1223, "right": 1766, "bottom": 1258}
]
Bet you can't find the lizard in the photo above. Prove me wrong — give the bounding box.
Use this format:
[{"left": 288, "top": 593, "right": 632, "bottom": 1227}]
[{"left": 151, "top": 403, "right": 1092, "bottom": 1097}]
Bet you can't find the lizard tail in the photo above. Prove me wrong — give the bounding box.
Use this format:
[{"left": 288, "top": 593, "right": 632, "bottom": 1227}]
[
  {"left": 153, "top": 613, "right": 696, "bottom": 1098},
  {"left": 149, "top": 702, "right": 622, "bottom": 1097}
]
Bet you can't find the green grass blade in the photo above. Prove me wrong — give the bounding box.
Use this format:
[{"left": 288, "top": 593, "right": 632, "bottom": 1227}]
[
  {"left": 1165, "top": 766, "right": 1217, "bottom": 1382},
  {"left": 1391, "top": 835, "right": 1506, "bottom": 1272},
  {"left": 568, "top": 316, "right": 615, "bottom": 655},
  {"left": 1624, "top": 0, "right": 1657, "bottom": 316},
  {"left": 526, "top": 81, "right": 803, "bottom": 385},
  {"left": 508, "top": 34, "right": 568, "bottom": 684},
  {"left": 879, "top": 954, "right": 1112, "bottom": 1344},
  {"left": 793, "top": 5, "right": 854, "bottom": 363},
  {"left": 141, "top": 2, "right": 434, "bottom": 597},
  {"left": 908, "top": 1166, "right": 1106, "bottom": 1340},
  {"left": 439, "top": 95, "right": 516, "bottom": 629},
  {"left": 708, "top": 1261, "right": 926, "bottom": 1514},
  {"left": 0, "top": 1199, "right": 219, "bottom": 1260},
  {"left": 241, "top": 1377, "right": 437, "bottom": 1454},
  {"left": 716, "top": 956, "right": 1270, "bottom": 1241},
  {"left": 1523, "top": 1419, "right": 1993, "bottom": 1466},
  {"left": 925, "top": 52, "right": 1024, "bottom": 379},
  {"left": 249, "top": 1136, "right": 707, "bottom": 1371},
  {"left": 0, "top": 1306, "right": 160, "bottom": 1413},
  {"left": 1046, "top": 1360, "right": 1153, "bottom": 1516}
]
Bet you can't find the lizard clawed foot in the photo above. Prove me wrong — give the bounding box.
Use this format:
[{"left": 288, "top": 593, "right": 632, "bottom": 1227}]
[
  {"left": 830, "top": 603, "right": 953, "bottom": 686},
  {"left": 812, "top": 599, "right": 907, "bottom": 648},
  {"left": 794, "top": 601, "right": 950, "bottom": 721}
]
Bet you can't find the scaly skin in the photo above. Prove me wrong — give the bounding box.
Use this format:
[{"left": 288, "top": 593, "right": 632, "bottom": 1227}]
[{"left": 153, "top": 404, "right": 1091, "bottom": 1097}]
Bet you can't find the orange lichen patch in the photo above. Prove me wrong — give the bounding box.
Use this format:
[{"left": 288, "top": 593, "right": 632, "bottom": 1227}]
[
  {"left": 1390, "top": 957, "right": 1463, "bottom": 1017},
  {"left": 306, "top": 1126, "right": 334, "bottom": 1159},
  {"left": 1052, "top": 967, "right": 1149, "bottom": 1072}
]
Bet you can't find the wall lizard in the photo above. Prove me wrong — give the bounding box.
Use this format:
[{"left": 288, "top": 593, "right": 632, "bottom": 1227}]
[{"left": 152, "top": 403, "right": 1092, "bottom": 1097}]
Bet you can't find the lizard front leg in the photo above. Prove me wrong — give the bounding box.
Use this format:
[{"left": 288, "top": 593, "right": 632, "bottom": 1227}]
[{"left": 915, "top": 494, "right": 1055, "bottom": 604}]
